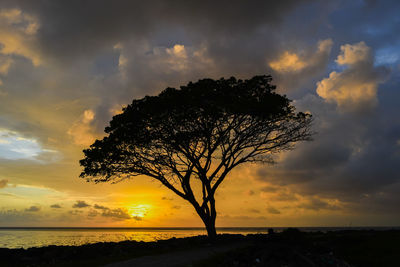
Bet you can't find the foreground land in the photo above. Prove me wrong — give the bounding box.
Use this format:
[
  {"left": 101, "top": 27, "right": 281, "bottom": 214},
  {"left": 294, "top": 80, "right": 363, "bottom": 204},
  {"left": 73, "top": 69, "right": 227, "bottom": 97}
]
[{"left": 0, "top": 229, "right": 399, "bottom": 267}]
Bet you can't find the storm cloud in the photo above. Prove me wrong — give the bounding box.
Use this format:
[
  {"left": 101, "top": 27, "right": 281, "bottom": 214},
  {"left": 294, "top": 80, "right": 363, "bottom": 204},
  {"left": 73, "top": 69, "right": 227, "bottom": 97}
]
[{"left": 1, "top": 0, "right": 308, "bottom": 62}]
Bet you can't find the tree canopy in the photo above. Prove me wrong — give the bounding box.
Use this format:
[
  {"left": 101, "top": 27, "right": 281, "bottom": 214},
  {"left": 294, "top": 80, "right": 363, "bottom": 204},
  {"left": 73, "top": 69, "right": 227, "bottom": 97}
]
[{"left": 80, "top": 75, "right": 312, "bottom": 238}]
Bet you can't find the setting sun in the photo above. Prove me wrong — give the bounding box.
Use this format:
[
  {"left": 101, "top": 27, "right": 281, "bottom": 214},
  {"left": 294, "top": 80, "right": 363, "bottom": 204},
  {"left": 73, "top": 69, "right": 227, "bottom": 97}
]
[{"left": 129, "top": 204, "right": 151, "bottom": 219}]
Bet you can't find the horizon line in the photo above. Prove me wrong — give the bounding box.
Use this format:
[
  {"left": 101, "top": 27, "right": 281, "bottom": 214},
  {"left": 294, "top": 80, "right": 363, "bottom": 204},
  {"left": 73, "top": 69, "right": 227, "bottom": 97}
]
[{"left": 0, "top": 226, "right": 399, "bottom": 229}]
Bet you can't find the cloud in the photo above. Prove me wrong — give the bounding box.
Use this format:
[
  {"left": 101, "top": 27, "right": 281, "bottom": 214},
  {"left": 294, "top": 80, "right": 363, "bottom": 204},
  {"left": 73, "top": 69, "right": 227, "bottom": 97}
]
[
  {"left": 0, "top": 129, "right": 44, "bottom": 160},
  {"left": 0, "top": 179, "right": 8, "bottom": 188},
  {"left": 0, "top": 1, "right": 326, "bottom": 158},
  {"left": 93, "top": 204, "right": 143, "bottom": 220},
  {"left": 297, "top": 197, "right": 341, "bottom": 211},
  {"left": 93, "top": 204, "right": 109, "bottom": 210},
  {"left": 316, "top": 41, "right": 388, "bottom": 112},
  {"left": 101, "top": 208, "right": 134, "bottom": 220},
  {"left": 266, "top": 206, "right": 281, "bottom": 215},
  {"left": 219, "top": 214, "right": 268, "bottom": 221},
  {"left": 268, "top": 39, "right": 333, "bottom": 92},
  {"left": 248, "top": 208, "right": 260, "bottom": 214},
  {"left": 0, "top": 56, "right": 13, "bottom": 74},
  {"left": 0, "top": 0, "right": 306, "bottom": 64},
  {"left": 0, "top": 1, "right": 313, "bottom": 133},
  {"left": 0, "top": 192, "right": 22, "bottom": 198},
  {"left": 245, "top": 190, "right": 255, "bottom": 196},
  {"left": 116, "top": 43, "right": 205, "bottom": 81},
  {"left": 72, "top": 200, "right": 90, "bottom": 208},
  {"left": 0, "top": 8, "right": 41, "bottom": 66},
  {"left": 255, "top": 85, "right": 400, "bottom": 214},
  {"left": 269, "top": 51, "right": 307, "bottom": 73},
  {"left": 67, "top": 109, "right": 99, "bottom": 146},
  {"left": 0, "top": 209, "right": 40, "bottom": 223},
  {"left": 50, "top": 204, "right": 61, "bottom": 208},
  {"left": 68, "top": 210, "right": 83, "bottom": 215},
  {"left": 260, "top": 186, "right": 279, "bottom": 193},
  {"left": 260, "top": 188, "right": 299, "bottom": 202},
  {"left": 87, "top": 209, "right": 98, "bottom": 217},
  {"left": 114, "top": 42, "right": 215, "bottom": 93},
  {"left": 25, "top": 205, "right": 40, "bottom": 212},
  {"left": 335, "top": 42, "right": 371, "bottom": 65}
]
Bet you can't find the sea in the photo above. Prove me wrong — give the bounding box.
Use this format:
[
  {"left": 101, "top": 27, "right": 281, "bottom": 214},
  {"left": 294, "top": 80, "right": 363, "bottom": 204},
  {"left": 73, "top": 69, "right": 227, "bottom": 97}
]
[{"left": 0, "top": 227, "right": 397, "bottom": 249}]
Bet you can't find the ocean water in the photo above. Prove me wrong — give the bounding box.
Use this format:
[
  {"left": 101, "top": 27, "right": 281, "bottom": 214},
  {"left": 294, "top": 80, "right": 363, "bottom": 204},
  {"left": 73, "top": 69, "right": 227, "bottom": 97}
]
[
  {"left": 0, "top": 227, "right": 265, "bottom": 248},
  {"left": 0, "top": 227, "right": 396, "bottom": 249}
]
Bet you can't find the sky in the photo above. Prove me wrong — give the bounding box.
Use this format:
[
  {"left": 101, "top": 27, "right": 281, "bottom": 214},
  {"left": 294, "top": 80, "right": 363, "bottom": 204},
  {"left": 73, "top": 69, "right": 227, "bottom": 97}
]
[{"left": 0, "top": 0, "right": 399, "bottom": 227}]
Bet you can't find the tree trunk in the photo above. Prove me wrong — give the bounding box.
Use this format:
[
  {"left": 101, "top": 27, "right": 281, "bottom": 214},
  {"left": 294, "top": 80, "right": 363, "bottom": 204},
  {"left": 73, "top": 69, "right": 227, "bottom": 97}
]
[
  {"left": 188, "top": 192, "right": 218, "bottom": 240},
  {"left": 196, "top": 200, "right": 217, "bottom": 240},
  {"left": 204, "top": 216, "right": 217, "bottom": 240},
  {"left": 193, "top": 204, "right": 217, "bottom": 240}
]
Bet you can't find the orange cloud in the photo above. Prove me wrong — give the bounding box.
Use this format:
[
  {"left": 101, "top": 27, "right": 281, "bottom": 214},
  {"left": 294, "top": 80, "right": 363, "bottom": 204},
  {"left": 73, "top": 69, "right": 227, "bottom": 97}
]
[
  {"left": 269, "top": 39, "right": 333, "bottom": 73},
  {"left": 269, "top": 51, "right": 306, "bottom": 72},
  {"left": 67, "top": 109, "right": 98, "bottom": 146},
  {"left": 336, "top": 41, "right": 371, "bottom": 65},
  {"left": 316, "top": 42, "right": 387, "bottom": 112},
  {"left": 0, "top": 8, "right": 41, "bottom": 66}
]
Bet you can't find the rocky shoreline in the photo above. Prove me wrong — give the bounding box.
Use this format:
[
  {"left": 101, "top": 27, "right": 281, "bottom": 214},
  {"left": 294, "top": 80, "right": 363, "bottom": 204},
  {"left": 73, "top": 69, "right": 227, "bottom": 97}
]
[{"left": 0, "top": 229, "right": 398, "bottom": 266}]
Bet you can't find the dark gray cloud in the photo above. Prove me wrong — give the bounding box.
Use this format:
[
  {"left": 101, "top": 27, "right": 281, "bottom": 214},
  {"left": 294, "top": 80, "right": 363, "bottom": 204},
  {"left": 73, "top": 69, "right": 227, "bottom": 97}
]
[
  {"left": 93, "top": 204, "right": 109, "bottom": 210},
  {"left": 2, "top": 0, "right": 309, "bottom": 63},
  {"left": 50, "top": 204, "right": 62, "bottom": 209},
  {"left": 269, "top": 39, "right": 334, "bottom": 93},
  {"left": 72, "top": 200, "right": 90, "bottom": 208},
  {"left": 25, "top": 206, "right": 40, "bottom": 212},
  {"left": 0, "top": 0, "right": 319, "bottom": 133},
  {"left": 297, "top": 197, "right": 340, "bottom": 211},
  {"left": 256, "top": 89, "right": 400, "bottom": 213}
]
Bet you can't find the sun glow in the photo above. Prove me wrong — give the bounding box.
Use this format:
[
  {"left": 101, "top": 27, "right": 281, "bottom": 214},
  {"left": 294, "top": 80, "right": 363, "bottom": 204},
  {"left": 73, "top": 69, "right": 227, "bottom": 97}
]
[{"left": 129, "top": 204, "right": 151, "bottom": 219}]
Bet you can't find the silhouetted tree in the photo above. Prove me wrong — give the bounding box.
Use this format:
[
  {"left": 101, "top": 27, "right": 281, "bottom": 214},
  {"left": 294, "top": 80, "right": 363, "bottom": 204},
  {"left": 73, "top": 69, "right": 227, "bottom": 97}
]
[{"left": 80, "top": 75, "right": 312, "bottom": 239}]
